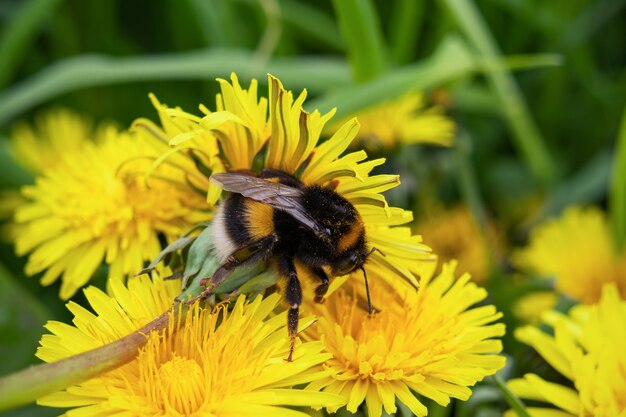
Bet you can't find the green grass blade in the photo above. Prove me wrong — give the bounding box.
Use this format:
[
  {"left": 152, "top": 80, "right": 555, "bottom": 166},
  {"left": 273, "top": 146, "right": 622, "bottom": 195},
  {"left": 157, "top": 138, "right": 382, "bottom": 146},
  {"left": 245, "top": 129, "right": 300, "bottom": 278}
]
[
  {"left": 0, "top": 50, "right": 350, "bottom": 126},
  {"left": 610, "top": 108, "right": 626, "bottom": 252},
  {"left": 544, "top": 149, "right": 612, "bottom": 217},
  {"left": 0, "top": 0, "right": 63, "bottom": 88},
  {"left": 441, "top": 0, "right": 557, "bottom": 188},
  {"left": 455, "top": 130, "right": 498, "bottom": 274},
  {"left": 560, "top": 0, "right": 626, "bottom": 49},
  {"left": 0, "top": 262, "right": 51, "bottom": 377},
  {"left": 0, "top": 138, "right": 34, "bottom": 187},
  {"left": 331, "top": 0, "right": 388, "bottom": 82},
  {"left": 491, "top": 375, "right": 531, "bottom": 417},
  {"left": 308, "top": 35, "right": 475, "bottom": 117},
  {"left": 479, "top": 53, "right": 562, "bottom": 72},
  {"left": 455, "top": 131, "right": 488, "bottom": 229},
  {"left": 245, "top": 0, "right": 282, "bottom": 79},
  {"left": 280, "top": 0, "right": 344, "bottom": 51},
  {"left": 452, "top": 84, "right": 501, "bottom": 115},
  {"left": 389, "top": 0, "right": 425, "bottom": 64},
  {"left": 187, "top": 0, "right": 229, "bottom": 46}
]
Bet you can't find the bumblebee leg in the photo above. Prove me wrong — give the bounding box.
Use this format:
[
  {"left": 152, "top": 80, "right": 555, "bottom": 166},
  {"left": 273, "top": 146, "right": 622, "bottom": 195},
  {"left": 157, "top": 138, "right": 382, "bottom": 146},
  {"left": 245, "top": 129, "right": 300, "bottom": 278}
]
[
  {"left": 311, "top": 267, "right": 329, "bottom": 303},
  {"left": 194, "top": 234, "right": 277, "bottom": 301},
  {"left": 278, "top": 256, "right": 302, "bottom": 362}
]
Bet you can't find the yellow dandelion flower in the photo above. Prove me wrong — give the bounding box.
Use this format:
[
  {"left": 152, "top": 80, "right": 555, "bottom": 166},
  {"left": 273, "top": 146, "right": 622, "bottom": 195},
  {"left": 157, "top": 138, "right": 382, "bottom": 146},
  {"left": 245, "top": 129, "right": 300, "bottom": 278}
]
[
  {"left": 417, "top": 206, "right": 500, "bottom": 285},
  {"left": 513, "top": 206, "right": 626, "bottom": 303},
  {"left": 10, "top": 108, "right": 98, "bottom": 173},
  {"left": 1, "top": 108, "right": 108, "bottom": 233},
  {"left": 511, "top": 290, "right": 559, "bottom": 324},
  {"left": 14, "top": 125, "right": 210, "bottom": 299},
  {"left": 303, "top": 261, "right": 506, "bottom": 417},
  {"left": 324, "top": 91, "right": 455, "bottom": 154},
  {"left": 507, "top": 284, "right": 626, "bottom": 417},
  {"left": 36, "top": 275, "right": 343, "bottom": 417},
  {"left": 139, "top": 73, "right": 433, "bottom": 290}
]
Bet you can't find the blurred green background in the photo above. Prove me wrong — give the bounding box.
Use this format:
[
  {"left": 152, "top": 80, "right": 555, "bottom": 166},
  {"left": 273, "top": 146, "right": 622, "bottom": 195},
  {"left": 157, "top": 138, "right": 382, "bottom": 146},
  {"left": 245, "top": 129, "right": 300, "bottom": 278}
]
[{"left": 0, "top": 0, "right": 624, "bottom": 416}]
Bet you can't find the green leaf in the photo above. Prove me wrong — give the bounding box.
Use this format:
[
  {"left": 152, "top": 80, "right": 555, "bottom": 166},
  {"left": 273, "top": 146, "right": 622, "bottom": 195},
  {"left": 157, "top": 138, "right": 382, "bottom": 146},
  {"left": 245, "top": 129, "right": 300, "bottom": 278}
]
[
  {"left": 135, "top": 236, "right": 196, "bottom": 276},
  {"left": 183, "top": 226, "right": 216, "bottom": 278},
  {"left": 0, "top": 263, "right": 51, "bottom": 375},
  {"left": 0, "top": 0, "right": 63, "bottom": 88},
  {"left": 452, "top": 83, "right": 502, "bottom": 115},
  {"left": 0, "top": 138, "right": 34, "bottom": 188},
  {"left": 280, "top": 0, "right": 344, "bottom": 51},
  {"left": 389, "top": 0, "right": 425, "bottom": 64},
  {"left": 477, "top": 53, "right": 563, "bottom": 73},
  {"left": 235, "top": 269, "right": 277, "bottom": 295},
  {"left": 186, "top": 0, "right": 243, "bottom": 47},
  {"left": 331, "top": 0, "right": 388, "bottom": 82},
  {"left": 308, "top": 35, "right": 475, "bottom": 118},
  {"left": 440, "top": 0, "right": 557, "bottom": 188},
  {"left": 454, "top": 131, "right": 499, "bottom": 277},
  {"left": 543, "top": 149, "right": 612, "bottom": 217},
  {"left": 610, "top": 108, "right": 626, "bottom": 252},
  {"left": 0, "top": 51, "right": 350, "bottom": 126}
]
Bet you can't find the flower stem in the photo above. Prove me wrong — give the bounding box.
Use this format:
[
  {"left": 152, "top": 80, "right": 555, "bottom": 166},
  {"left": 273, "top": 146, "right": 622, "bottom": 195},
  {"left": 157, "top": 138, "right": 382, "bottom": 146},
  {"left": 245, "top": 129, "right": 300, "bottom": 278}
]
[
  {"left": 331, "top": 0, "right": 387, "bottom": 82},
  {"left": 441, "top": 0, "right": 557, "bottom": 188},
  {"left": 610, "top": 108, "right": 626, "bottom": 252},
  {"left": 455, "top": 130, "right": 498, "bottom": 273},
  {"left": 0, "top": 306, "right": 176, "bottom": 412},
  {"left": 491, "top": 374, "right": 531, "bottom": 417}
]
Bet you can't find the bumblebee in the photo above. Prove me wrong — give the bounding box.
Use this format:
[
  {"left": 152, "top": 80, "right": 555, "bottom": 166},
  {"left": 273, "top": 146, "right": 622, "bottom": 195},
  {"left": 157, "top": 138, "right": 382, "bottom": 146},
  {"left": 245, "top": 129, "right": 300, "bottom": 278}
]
[{"left": 206, "top": 169, "right": 375, "bottom": 361}]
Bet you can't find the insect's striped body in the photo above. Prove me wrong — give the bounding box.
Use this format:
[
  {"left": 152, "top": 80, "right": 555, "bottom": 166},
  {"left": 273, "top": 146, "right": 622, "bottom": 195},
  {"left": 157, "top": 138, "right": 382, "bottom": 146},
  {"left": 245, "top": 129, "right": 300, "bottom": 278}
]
[{"left": 208, "top": 169, "right": 371, "bottom": 361}]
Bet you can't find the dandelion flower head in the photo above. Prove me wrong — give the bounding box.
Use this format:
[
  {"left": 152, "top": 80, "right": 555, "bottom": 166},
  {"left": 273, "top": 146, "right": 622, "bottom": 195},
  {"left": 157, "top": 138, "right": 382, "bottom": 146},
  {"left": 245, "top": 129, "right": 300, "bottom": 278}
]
[
  {"left": 10, "top": 107, "right": 97, "bottom": 173},
  {"left": 138, "top": 73, "right": 434, "bottom": 289},
  {"left": 417, "top": 205, "right": 500, "bottom": 285},
  {"left": 508, "top": 284, "right": 626, "bottom": 417},
  {"left": 304, "top": 261, "right": 506, "bottom": 417},
  {"left": 324, "top": 91, "right": 455, "bottom": 154},
  {"left": 14, "top": 125, "right": 209, "bottom": 299},
  {"left": 36, "top": 275, "right": 343, "bottom": 417},
  {"left": 514, "top": 206, "right": 626, "bottom": 303}
]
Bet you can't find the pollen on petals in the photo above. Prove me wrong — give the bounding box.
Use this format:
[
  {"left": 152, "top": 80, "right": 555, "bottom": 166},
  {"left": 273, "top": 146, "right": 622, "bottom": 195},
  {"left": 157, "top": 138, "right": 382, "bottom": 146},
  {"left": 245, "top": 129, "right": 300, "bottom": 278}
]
[
  {"left": 36, "top": 277, "right": 344, "bottom": 417},
  {"left": 303, "top": 261, "right": 506, "bottom": 417},
  {"left": 12, "top": 122, "right": 209, "bottom": 299},
  {"left": 508, "top": 284, "right": 626, "bottom": 417}
]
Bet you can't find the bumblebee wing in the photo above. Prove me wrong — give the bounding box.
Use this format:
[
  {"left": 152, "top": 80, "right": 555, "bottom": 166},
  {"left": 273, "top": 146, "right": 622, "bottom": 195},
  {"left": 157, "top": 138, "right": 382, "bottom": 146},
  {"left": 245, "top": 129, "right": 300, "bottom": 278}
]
[{"left": 210, "top": 172, "right": 328, "bottom": 240}]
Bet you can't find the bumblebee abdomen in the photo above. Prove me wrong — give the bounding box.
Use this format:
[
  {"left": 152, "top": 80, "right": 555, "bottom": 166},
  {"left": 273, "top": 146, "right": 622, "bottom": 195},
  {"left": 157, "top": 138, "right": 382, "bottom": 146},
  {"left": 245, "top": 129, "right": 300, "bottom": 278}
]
[
  {"left": 212, "top": 194, "right": 275, "bottom": 260},
  {"left": 245, "top": 199, "right": 275, "bottom": 239}
]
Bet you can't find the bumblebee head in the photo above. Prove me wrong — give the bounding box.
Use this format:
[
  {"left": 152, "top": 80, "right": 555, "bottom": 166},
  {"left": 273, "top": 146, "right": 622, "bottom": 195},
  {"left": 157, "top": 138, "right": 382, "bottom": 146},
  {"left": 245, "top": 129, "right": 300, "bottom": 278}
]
[
  {"left": 332, "top": 251, "right": 362, "bottom": 276},
  {"left": 330, "top": 244, "right": 382, "bottom": 277},
  {"left": 331, "top": 246, "right": 381, "bottom": 315}
]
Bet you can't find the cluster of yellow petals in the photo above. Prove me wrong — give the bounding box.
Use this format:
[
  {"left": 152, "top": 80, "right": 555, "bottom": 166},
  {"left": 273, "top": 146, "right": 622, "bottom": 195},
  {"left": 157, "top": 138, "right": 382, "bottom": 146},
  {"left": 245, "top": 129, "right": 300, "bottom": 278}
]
[
  {"left": 13, "top": 125, "right": 209, "bottom": 299},
  {"left": 514, "top": 206, "right": 626, "bottom": 303},
  {"left": 508, "top": 284, "right": 626, "bottom": 417},
  {"left": 304, "top": 261, "right": 506, "bottom": 417},
  {"left": 23, "top": 74, "right": 509, "bottom": 417},
  {"left": 10, "top": 107, "right": 96, "bottom": 173},
  {"left": 141, "top": 73, "right": 433, "bottom": 287},
  {"left": 325, "top": 91, "right": 455, "bottom": 153},
  {"left": 37, "top": 276, "right": 343, "bottom": 417}
]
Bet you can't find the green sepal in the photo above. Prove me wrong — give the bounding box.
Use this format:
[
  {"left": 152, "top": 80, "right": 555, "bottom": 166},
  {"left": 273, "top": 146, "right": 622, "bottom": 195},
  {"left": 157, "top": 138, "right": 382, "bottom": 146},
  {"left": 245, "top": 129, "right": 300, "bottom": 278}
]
[
  {"left": 182, "top": 225, "right": 215, "bottom": 278},
  {"left": 251, "top": 139, "right": 270, "bottom": 174},
  {"left": 188, "top": 149, "right": 213, "bottom": 178},
  {"left": 136, "top": 235, "right": 196, "bottom": 276}
]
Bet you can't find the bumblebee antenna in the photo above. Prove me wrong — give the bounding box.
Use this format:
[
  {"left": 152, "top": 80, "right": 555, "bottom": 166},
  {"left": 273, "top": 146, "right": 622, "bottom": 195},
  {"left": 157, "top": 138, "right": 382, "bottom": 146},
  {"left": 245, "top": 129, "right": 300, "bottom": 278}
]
[
  {"left": 368, "top": 246, "right": 386, "bottom": 257},
  {"left": 360, "top": 266, "right": 373, "bottom": 315}
]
